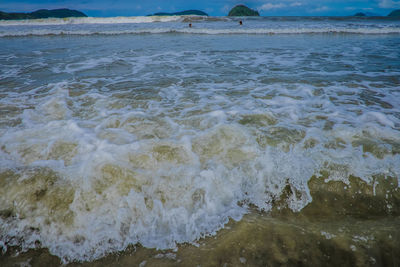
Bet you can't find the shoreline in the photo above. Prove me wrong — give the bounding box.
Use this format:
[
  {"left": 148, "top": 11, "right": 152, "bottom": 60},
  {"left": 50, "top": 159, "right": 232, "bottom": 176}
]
[
  {"left": 2, "top": 176, "right": 399, "bottom": 266},
  {"left": 2, "top": 212, "right": 399, "bottom": 266}
]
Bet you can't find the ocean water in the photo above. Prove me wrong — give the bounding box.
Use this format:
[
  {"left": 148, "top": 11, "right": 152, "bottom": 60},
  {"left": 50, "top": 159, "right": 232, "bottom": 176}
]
[{"left": 0, "top": 16, "right": 400, "bottom": 265}]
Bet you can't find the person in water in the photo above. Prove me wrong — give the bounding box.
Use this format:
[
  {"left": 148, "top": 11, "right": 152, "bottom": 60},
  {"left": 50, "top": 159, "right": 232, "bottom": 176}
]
[
  {"left": 189, "top": 23, "right": 192, "bottom": 28},
  {"left": 239, "top": 20, "right": 242, "bottom": 25}
]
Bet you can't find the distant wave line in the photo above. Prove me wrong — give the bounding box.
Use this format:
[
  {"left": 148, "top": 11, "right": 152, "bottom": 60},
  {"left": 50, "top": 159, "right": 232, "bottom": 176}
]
[
  {"left": 0, "top": 16, "right": 185, "bottom": 26},
  {"left": 1, "top": 15, "right": 399, "bottom": 26},
  {"left": 1, "top": 27, "right": 400, "bottom": 37}
]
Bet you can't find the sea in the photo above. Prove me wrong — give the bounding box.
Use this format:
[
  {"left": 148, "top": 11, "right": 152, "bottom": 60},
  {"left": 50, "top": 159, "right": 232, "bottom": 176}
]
[{"left": 0, "top": 16, "right": 399, "bottom": 266}]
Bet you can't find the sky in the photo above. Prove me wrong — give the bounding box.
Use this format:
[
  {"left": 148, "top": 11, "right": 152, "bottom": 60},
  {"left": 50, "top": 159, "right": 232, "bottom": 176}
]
[{"left": 1, "top": 0, "right": 400, "bottom": 16}]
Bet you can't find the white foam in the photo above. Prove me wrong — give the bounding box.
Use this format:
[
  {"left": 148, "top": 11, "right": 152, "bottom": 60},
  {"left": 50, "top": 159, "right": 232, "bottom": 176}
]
[
  {"left": 0, "top": 37, "right": 399, "bottom": 262},
  {"left": 0, "top": 16, "right": 183, "bottom": 26},
  {"left": 360, "top": 111, "right": 395, "bottom": 128},
  {"left": 1, "top": 27, "right": 400, "bottom": 37},
  {"left": 1, "top": 80, "right": 398, "bottom": 259}
]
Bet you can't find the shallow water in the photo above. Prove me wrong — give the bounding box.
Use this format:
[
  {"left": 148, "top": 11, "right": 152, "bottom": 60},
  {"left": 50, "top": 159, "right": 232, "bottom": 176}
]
[{"left": 0, "top": 16, "right": 399, "bottom": 265}]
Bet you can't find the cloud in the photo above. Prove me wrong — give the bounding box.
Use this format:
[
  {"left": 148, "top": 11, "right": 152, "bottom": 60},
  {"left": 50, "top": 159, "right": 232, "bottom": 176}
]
[
  {"left": 221, "top": 4, "right": 231, "bottom": 13},
  {"left": 378, "top": 0, "right": 400, "bottom": 8},
  {"left": 290, "top": 2, "right": 302, "bottom": 7},
  {"left": 258, "top": 1, "right": 303, "bottom": 12},
  {"left": 259, "top": 3, "right": 286, "bottom": 11},
  {"left": 0, "top": 1, "right": 104, "bottom": 12},
  {"left": 311, "top": 6, "right": 330, "bottom": 12}
]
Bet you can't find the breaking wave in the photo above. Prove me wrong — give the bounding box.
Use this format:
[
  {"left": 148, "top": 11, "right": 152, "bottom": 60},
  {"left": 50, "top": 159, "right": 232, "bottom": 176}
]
[
  {"left": 1, "top": 27, "right": 400, "bottom": 37},
  {"left": 0, "top": 16, "right": 184, "bottom": 26}
]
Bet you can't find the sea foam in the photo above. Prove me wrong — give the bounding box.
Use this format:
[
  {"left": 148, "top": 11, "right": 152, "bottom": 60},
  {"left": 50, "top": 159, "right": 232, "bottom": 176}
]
[
  {"left": 1, "top": 27, "right": 400, "bottom": 37},
  {"left": 0, "top": 16, "right": 183, "bottom": 26},
  {"left": 0, "top": 78, "right": 398, "bottom": 261},
  {"left": 0, "top": 29, "right": 399, "bottom": 262}
]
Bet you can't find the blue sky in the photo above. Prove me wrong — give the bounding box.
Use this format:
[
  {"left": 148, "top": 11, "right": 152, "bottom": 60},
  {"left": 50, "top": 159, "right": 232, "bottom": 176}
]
[{"left": 1, "top": 0, "right": 399, "bottom": 16}]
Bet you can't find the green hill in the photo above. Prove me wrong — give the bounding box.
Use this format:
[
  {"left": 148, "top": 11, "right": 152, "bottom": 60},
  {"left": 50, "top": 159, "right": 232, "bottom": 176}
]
[
  {"left": 228, "top": 5, "right": 259, "bottom": 16},
  {"left": 0, "top": 8, "right": 87, "bottom": 20},
  {"left": 151, "top": 10, "right": 208, "bottom": 16},
  {"left": 388, "top": 9, "right": 400, "bottom": 17}
]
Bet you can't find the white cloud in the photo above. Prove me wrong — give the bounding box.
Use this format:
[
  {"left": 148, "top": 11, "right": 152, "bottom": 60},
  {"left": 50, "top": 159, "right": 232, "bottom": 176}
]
[
  {"left": 258, "top": 1, "right": 303, "bottom": 12},
  {"left": 221, "top": 4, "right": 231, "bottom": 13},
  {"left": 311, "top": 6, "right": 330, "bottom": 12},
  {"left": 259, "top": 3, "right": 287, "bottom": 11},
  {"left": 290, "top": 2, "right": 303, "bottom": 7},
  {"left": 379, "top": 0, "right": 400, "bottom": 8}
]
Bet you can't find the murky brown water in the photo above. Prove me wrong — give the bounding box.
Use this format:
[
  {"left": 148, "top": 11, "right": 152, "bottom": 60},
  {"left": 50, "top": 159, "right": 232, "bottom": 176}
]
[{"left": 2, "top": 175, "right": 399, "bottom": 267}]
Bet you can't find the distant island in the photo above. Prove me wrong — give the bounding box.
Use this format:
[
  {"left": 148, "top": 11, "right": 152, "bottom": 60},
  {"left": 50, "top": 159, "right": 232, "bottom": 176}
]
[
  {"left": 353, "top": 12, "right": 380, "bottom": 16},
  {"left": 149, "top": 10, "right": 208, "bottom": 16},
  {"left": 0, "top": 8, "right": 87, "bottom": 20},
  {"left": 353, "top": 9, "right": 400, "bottom": 17},
  {"left": 353, "top": 12, "right": 366, "bottom": 17},
  {"left": 388, "top": 9, "right": 400, "bottom": 17},
  {"left": 228, "top": 5, "right": 259, "bottom": 16}
]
